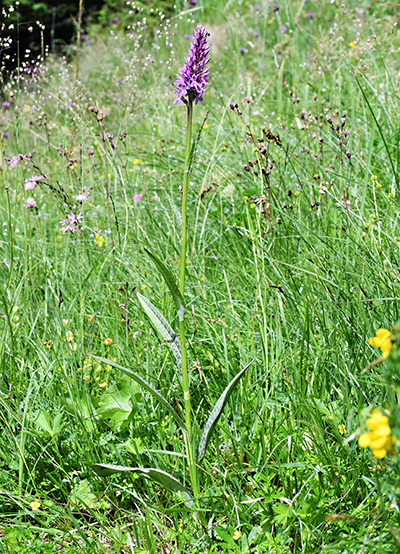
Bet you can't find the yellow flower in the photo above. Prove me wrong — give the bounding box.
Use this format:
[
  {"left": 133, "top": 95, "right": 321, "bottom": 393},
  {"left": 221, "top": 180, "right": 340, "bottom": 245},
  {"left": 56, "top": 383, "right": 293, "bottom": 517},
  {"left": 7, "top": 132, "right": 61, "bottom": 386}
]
[
  {"left": 358, "top": 409, "right": 396, "bottom": 458},
  {"left": 233, "top": 530, "right": 241, "bottom": 541},
  {"left": 368, "top": 328, "right": 393, "bottom": 358},
  {"left": 95, "top": 233, "right": 105, "bottom": 247},
  {"left": 349, "top": 42, "right": 355, "bottom": 48},
  {"left": 30, "top": 500, "right": 40, "bottom": 511},
  {"left": 103, "top": 338, "right": 113, "bottom": 346},
  {"left": 66, "top": 330, "right": 74, "bottom": 343},
  {"left": 133, "top": 158, "right": 140, "bottom": 164},
  {"left": 203, "top": 123, "right": 209, "bottom": 130}
]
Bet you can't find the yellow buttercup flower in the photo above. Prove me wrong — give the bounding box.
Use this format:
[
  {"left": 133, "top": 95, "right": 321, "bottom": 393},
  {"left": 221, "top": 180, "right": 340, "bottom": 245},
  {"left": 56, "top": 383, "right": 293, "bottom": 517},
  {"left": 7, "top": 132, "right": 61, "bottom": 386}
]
[
  {"left": 368, "top": 328, "right": 393, "bottom": 358},
  {"left": 233, "top": 530, "right": 241, "bottom": 541},
  {"left": 30, "top": 500, "right": 40, "bottom": 511},
  {"left": 103, "top": 338, "right": 113, "bottom": 346},
  {"left": 358, "top": 409, "right": 396, "bottom": 458}
]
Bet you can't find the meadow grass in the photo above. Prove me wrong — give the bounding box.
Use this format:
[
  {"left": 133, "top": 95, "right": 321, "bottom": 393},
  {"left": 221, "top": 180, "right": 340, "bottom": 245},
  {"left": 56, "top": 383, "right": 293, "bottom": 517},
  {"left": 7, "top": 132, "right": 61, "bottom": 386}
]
[{"left": 0, "top": 0, "right": 400, "bottom": 552}]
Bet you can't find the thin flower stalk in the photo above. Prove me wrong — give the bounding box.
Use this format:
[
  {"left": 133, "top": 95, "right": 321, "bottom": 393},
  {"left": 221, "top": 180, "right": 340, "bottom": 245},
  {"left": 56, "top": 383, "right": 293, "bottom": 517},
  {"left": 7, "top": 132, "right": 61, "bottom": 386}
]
[
  {"left": 178, "top": 98, "right": 197, "bottom": 499},
  {"left": 175, "top": 24, "right": 210, "bottom": 506}
]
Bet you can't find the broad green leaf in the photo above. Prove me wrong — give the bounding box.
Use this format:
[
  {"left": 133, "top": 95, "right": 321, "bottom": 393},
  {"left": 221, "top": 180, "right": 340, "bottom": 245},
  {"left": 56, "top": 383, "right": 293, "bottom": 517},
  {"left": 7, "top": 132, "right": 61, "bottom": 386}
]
[
  {"left": 136, "top": 292, "right": 182, "bottom": 368},
  {"left": 69, "top": 479, "right": 97, "bottom": 508},
  {"left": 89, "top": 355, "right": 186, "bottom": 432},
  {"left": 34, "top": 410, "right": 63, "bottom": 438},
  {"left": 143, "top": 247, "right": 185, "bottom": 320},
  {"left": 272, "top": 502, "right": 291, "bottom": 526},
  {"left": 96, "top": 377, "right": 136, "bottom": 431},
  {"left": 34, "top": 410, "right": 53, "bottom": 437},
  {"left": 123, "top": 437, "right": 144, "bottom": 455},
  {"left": 197, "top": 360, "right": 253, "bottom": 463},
  {"left": 92, "top": 464, "right": 193, "bottom": 508}
]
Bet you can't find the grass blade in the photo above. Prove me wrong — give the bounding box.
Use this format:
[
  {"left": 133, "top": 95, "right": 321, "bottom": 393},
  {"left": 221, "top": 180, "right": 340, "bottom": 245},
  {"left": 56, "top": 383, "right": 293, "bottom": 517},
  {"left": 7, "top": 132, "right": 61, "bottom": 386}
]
[
  {"left": 144, "top": 508, "right": 157, "bottom": 553},
  {"left": 89, "top": 355, "right": 186, "bottom": 431},
  {"left": 197, "top": 360, "right": 253, "bottom": 463},
  {"left": 93, "top": 464, "right": 193, "bottom": 507}
]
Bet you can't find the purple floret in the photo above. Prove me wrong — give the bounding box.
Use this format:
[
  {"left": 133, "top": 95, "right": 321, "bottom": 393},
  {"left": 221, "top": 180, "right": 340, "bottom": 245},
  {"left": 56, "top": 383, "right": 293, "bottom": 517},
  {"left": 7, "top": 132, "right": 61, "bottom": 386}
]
[{"left": 174, "top": 24, "right": 210, "bottom": 105}]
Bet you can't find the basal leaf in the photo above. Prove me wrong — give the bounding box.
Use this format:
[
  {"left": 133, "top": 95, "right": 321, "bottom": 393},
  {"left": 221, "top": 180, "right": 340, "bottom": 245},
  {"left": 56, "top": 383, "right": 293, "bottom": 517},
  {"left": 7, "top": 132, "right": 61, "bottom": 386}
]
[
  {"left": 89, "top": 355, "right": 186, "bottom": 432},
  {"left": 92, "top": 464, "right": 193, "bottom": 508},
  {"left": 197, "top": 360, "right": 253, "bottom": 463}
]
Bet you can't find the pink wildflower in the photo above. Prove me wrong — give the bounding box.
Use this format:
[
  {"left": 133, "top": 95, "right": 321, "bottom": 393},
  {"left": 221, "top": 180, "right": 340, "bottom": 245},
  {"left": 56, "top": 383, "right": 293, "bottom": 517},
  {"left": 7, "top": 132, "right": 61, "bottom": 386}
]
[
  {"left": 133, "top": 189, "right": 146, "bottom": 205},
  {"left": 60, "top": 212, "right": 83, "bottom": 233},
  {"left": 25, "top": 197, "right": 37, "bottom": 209},
  {"left": 6, "top": 153, "right": 30, "bottom": 168},
  {"left": 24, "top": 175, "right": 45, "bottom": 191}
]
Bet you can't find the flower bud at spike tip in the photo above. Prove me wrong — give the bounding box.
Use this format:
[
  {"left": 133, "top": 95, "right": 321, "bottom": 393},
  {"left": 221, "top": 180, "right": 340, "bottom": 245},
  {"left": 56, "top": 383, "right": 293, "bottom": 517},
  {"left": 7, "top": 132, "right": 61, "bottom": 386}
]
[{"left": 174, "top": 24, "right": 210, "bottom": 106}]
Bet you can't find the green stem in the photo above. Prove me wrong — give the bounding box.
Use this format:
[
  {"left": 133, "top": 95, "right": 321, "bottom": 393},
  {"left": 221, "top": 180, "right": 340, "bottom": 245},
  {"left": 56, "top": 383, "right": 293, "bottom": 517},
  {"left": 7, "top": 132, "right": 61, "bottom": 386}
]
[
  {"left": 179, "top": 99, "right": 200, "bottom": 502},
  {"left": 180, "top": 100, "right": 193, "bottom": 296}
]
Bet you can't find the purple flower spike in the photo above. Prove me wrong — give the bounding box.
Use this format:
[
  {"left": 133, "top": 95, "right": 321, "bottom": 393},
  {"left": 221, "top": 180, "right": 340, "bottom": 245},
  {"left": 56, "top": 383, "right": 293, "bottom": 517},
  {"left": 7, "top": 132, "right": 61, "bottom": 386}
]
[{"left": 174, "top": 24, "right": 210, "bottom": 106}]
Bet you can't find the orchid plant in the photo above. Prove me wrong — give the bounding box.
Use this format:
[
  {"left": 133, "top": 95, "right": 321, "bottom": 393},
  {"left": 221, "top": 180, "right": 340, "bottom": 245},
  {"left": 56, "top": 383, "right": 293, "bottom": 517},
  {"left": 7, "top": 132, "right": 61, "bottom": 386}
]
[{"left": 91, "top": 24, "right": 252, "bottom": 515}]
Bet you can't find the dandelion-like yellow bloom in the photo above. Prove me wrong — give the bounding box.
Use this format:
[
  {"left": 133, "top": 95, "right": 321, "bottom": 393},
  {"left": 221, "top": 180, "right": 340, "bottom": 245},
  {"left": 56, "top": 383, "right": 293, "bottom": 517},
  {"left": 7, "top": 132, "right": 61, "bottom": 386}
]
[
  {"left": 368, "top": 328, "right": 393, "bottom": 358},
  {"left": 358, "top": 409, "right": 396, "bottom": 458},
  {"left": 103, "top": 338, "right": 113, "bottom": 346},
  {"left": 233, "top": 530, "right": 241, "bottom": 541},
  {"left": 30, "top": 500, "right": 40, "bottom": 511},
  {"left": 133, "top": 158, "right": 140, "bottom": 164}
]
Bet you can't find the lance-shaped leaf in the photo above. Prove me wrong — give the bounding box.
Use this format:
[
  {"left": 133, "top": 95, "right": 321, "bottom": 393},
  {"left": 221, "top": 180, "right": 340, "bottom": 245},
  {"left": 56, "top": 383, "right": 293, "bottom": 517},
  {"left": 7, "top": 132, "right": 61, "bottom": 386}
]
[
  {"left": 89, "top": 355, "right": 185, "bottom": 432},
  {"left": 92, "top": 464, "right": 193, "bottom": 508},
  {"left": 143, "top": 247, "right": 185, "bottom": 321},
  {"left": 197, "top": 360, "right": 253, "bottom": 463},
  {"left": 166, "top": 193, "right": 182, "bottom": 231},
  {"left": 136, "top": 292, "right": 182, "bottom": 370}
]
